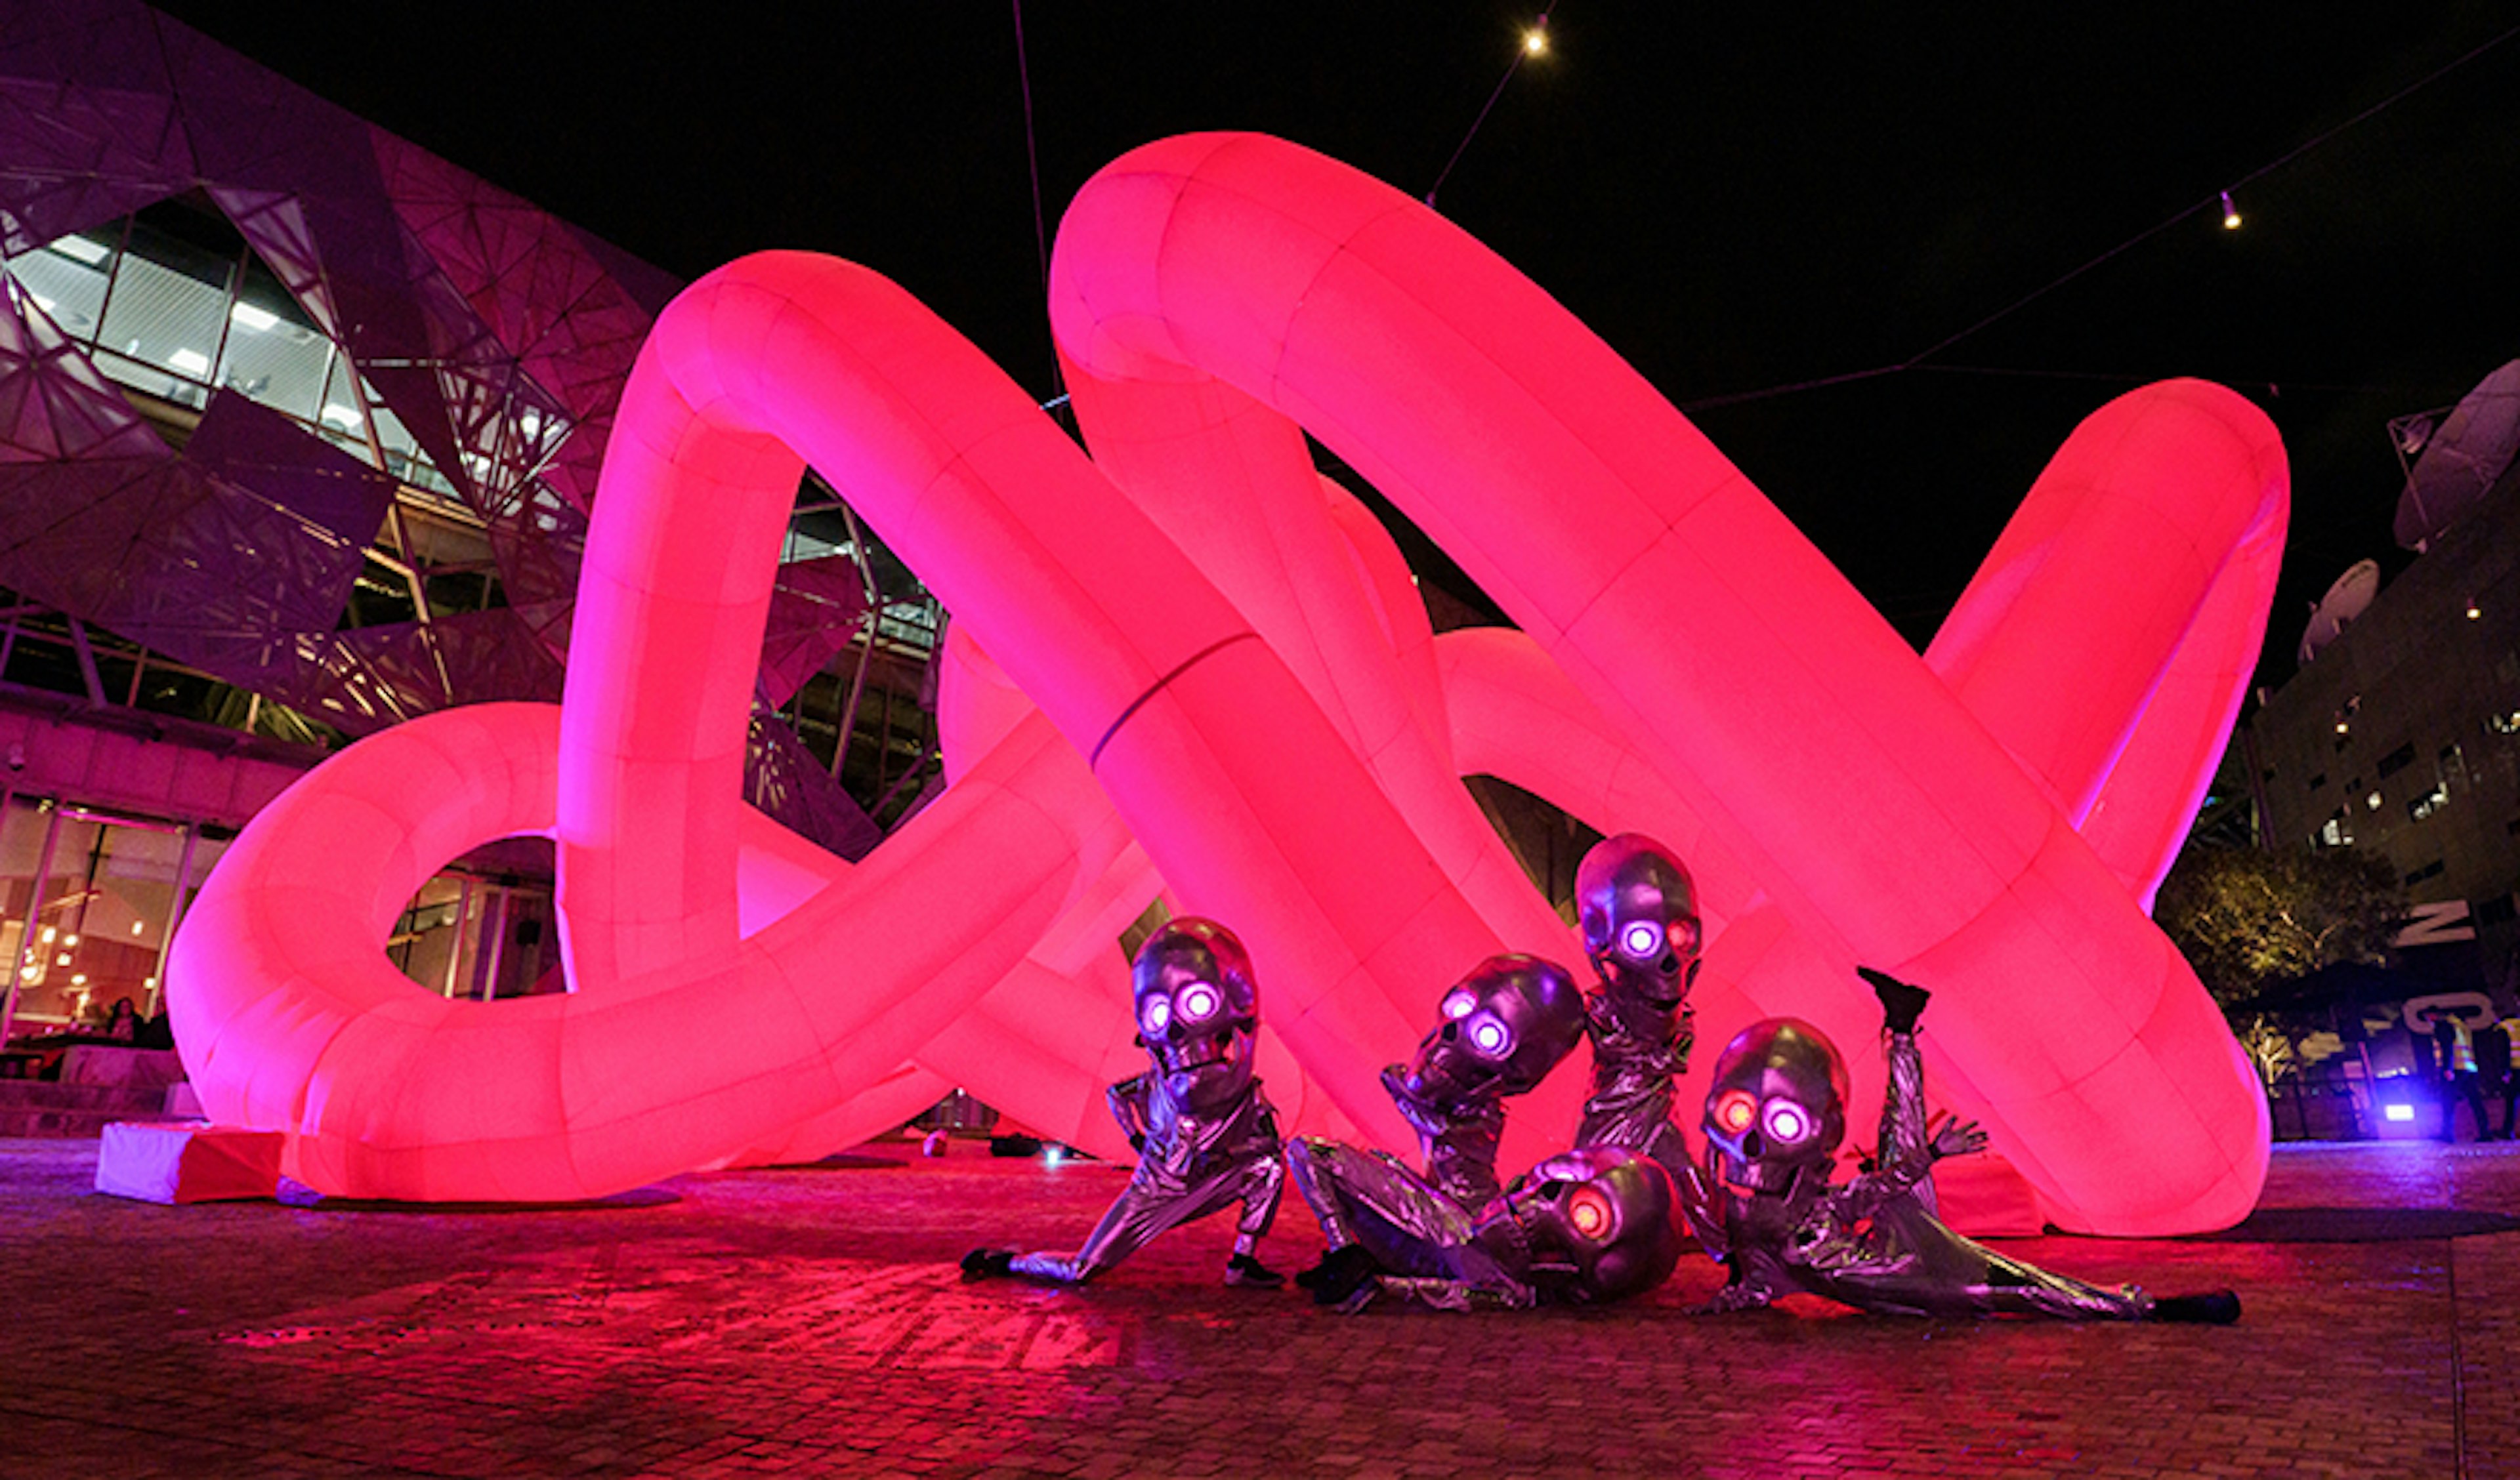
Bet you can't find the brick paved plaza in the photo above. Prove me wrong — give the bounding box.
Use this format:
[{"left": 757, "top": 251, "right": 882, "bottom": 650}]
[{"left": 3, "top": 1134, "right": 2515, "bottom": 1479}]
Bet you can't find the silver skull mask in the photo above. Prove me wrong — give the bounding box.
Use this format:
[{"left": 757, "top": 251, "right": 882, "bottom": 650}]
[
  {"left": 1391, "top": 954, "right": 1586, "bottom": 1113},
  {"left": 1131, "top": 918, "right": 1261, "bottom": 1115},
  {"left": 1575, "top": 834, "right": 1704, "bottom": 1012},
  {"left": 1702, "top": 1018, "right": 1848, "bottom": 1193}
]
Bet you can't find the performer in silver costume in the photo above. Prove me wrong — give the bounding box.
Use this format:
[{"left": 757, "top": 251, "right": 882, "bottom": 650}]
[
  {"left": 1696, "top": 969, "right": 2240, "bottom": 1322},
  {"left": 1571, "top": 834, "right": 1706, "bottom": 1185},
  {"left": 1290, "top": 953, "right": 1584, "bottom": 1244},
  {"left": 961, "top": 918, "right": 1286, "bottom": 1288},
  {"left": 1293, "top": 955, "right": 1687, "bottom": 1310}
]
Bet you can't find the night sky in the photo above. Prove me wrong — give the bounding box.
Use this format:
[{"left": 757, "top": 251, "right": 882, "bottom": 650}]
[{"left": 154, "top": 3, "right": 2520, "bottom": 692}]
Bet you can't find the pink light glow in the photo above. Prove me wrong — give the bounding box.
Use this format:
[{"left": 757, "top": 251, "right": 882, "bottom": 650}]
[{"left": 168, "top": 133, "right": 2280, "bottom": 1233}]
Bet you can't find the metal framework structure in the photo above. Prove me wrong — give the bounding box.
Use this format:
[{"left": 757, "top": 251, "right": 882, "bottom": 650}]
[{"left": 0, "top": 0, "right": 943, "bottom": 858}]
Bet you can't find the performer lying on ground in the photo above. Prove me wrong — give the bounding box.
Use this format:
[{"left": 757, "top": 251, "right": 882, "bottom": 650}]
[
  {"left": 962, "top": 918, "right": 1286, "bottom": 1288},
  {"left": 1697, "top": 968, "right": 2241, "bottom": 1322},
  {"left": 1287, "top": 955, "right": 1679, "bottom": 1311}
]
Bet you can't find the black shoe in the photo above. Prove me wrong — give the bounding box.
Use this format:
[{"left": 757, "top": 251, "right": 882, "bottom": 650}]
[
  {"left": 1306, "top": 1244, "right": 1384, "bottom": 1307},
  {"left": 2150, "top": 1290, "right": 2240, "bottom": 1325},
  {"left": 1858, "top": 966, "right": 1931, "bottom": 1035},
  {"left": 960, "top": 1247, "right": 1015, "bottom": 1281},
  {"left": 1225, "top": 1252, "right": 1284, "bottom": 1288}
]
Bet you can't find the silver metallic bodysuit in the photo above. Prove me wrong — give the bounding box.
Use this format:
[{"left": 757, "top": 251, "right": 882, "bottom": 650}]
[
  {"left": 1576, "top": 991, "right": 1696, "bottom": 1180},
  {"left": 974, "top": 917, "right": 1286, "bottom": 1288},
  {"left": 1010, "top": 1069, "right": 1284, "bottom": 1284},
  {"left": 1288, "top": 955, "right": 1594, "bottom": 1309},
  {"left": 1708, "top": 1027, "right": 2151, "bottom": 1320},
  {"left": 1289, "top": 1066, "right": 1528, "bottom": 1304}
]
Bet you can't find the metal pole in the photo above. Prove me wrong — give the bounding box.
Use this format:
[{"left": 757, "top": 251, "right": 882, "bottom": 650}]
[
  {"left": 1, "top": 802, "right": 65, "bottom": 1045},
  {"left": 145, "top": 824, "right": 199, "bottom": 1019},
  {"left": 440, "top": 875, "right": 475, "bottom": 999},
  {"left": 476, "top": 886, "right": 511, "bottom": 1002},
  {"left": 830, "top": 610, "right": 878, "bottom": 781}
]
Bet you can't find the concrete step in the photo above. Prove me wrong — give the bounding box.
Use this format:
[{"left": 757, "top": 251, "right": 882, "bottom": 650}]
[
  {"left": 0, "top": 1080, "right": 170, "bottom": 1115},
  {"left": 0, "top": 1079, "right": 187, "bottom": 1136},
  {"left": 0, "top": 1104, "right": 188, "bottom": 1138}
]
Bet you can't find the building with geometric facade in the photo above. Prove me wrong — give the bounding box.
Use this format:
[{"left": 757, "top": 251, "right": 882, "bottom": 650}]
[
  {"left": 2245, "top": 373, "right": 2520, "bottom": 998},
  {"left": 0, "top": 0, "right": 940, "bottom": 1040}
]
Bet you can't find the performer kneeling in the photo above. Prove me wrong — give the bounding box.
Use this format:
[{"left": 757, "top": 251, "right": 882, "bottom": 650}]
[
  {"left": 962, "top": 918, "right": 1284, "bottom": 1288},
  {"left": 1697, "top": 969, "right": 2240, "bottom": 1323}
]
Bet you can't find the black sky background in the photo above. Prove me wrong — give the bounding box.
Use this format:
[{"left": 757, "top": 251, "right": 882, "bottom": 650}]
[{"left": 151, "top": 3, "right": 2520, "bottom": 695}]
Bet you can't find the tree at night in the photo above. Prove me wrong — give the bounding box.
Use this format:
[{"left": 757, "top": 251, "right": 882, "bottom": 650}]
[{"left": 2154, "top": 845, "right": 2406, "bottom": 1010}]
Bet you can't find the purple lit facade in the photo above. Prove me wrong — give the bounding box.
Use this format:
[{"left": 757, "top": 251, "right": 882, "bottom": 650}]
[{"left": 0, "top": 0, "right": 885, "bottom": 857}]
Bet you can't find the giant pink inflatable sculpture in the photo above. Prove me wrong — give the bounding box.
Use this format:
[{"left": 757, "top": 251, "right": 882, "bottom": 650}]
[{"left": 169, "top": 133, "right": 2285, "bottom": 1233}]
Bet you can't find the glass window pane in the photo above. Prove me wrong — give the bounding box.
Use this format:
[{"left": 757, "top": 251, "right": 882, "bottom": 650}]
[
  {"left": 97, "top": 250, "right": 234, "bottom": 405},
  {"left": 3, "top": 812, "right": 104, "bottom": 1029},
  {"left": 216, "top": 260, "right": 331, "bottom": 421},
  {"left": 3, "top": 230, "right": 118, "bottom": 342}
]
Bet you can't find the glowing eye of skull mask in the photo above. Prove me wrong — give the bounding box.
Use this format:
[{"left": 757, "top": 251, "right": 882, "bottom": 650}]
[
  {"left": 1396, "top": 955, "right": 1586, "bottom": 1111},
  {"left": 1702, "top": 1018, "right": 1849, "bottom": 1193},
  {"left": 1574, "top": 836, "right": 1704, "bottom": 1012},
  {"left": 1506, "top": 1148, "right": 1683, "bottom": 1305}
]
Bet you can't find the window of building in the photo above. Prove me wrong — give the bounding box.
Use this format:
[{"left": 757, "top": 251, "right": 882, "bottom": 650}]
[
  {"left": 2318, "top": 810, "right": 2352, "bottom": 848},
  {"left": 2489, "top": 710, "right": 2520, "bottom": 736},
  {"left": 2409, "top": 783, "right": 2450, "bottom": 822},
  {"left": 2403, "top": 859, "right": 2445, "bottom": 886},
  {"left": 2479, "top": 895, "right": 2518, "bottom": 929},
  {"left": 2366, "top": 790, "right": 2384, "bottom": 812},
  {"left": 2306, "top": 772, "right": 2327, "bottom": 791},
  {"left": 2376, "top": 743, "right": 2417, "bottom": 779}
]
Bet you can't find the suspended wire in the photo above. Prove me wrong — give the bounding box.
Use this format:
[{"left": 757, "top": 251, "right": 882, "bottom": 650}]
[
  {"left": 1011, "top": 0, "right": 1069, "bottom": 417},
  {"left": 1682, "top": 18, "right": 2520, "bottom": 414},
  {"left": 1426, "top": 3, "right": 1561, "bottom": 209}
]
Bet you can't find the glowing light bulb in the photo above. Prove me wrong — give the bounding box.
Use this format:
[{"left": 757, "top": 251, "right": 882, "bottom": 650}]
[
  {"left": 1621, "top": 921, "right": 1662, "bottom": 958},
  {"left": 1522, "top": 18, "right": 1548, "bottom": 54},
  {"left": 2466, "top": 602, "right": 2482, "bottom": 621},
  {"left": 2220, "top": 191, "right": 2240, "bottom": 230}
]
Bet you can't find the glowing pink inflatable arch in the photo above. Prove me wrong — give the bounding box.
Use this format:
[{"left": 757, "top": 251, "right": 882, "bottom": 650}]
[{"left": 170, "top": 132, "right": 2282, "bottom": 1233}]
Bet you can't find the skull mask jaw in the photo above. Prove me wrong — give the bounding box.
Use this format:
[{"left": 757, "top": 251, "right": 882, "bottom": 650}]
[
  {"left": 1130, "top": 919, "right": 1262, "bottom": 1114},
  {"left": 1395, "top": 955, "right": 1587, "bottom": 1113},
  {"left": 1575, "top": 835, "right": 1704, "bottom": 1014},
  {"left": 1702, "top": 1018, "right": 1849, "bottom": 1196}
]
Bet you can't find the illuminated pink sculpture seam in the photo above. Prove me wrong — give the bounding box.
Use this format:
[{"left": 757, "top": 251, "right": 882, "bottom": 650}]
[{"left": 169, "top": 131, "right": 2282, "bottom": 1233}]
